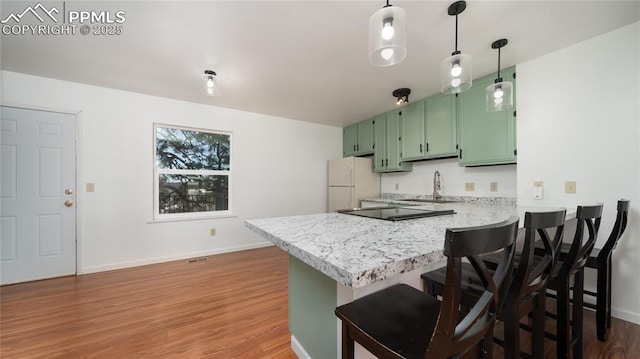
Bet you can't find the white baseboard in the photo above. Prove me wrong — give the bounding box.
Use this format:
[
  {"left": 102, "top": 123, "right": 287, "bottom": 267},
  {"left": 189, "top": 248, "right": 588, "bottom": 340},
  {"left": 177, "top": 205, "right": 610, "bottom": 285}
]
[
  {"left": 612, "top": 307, "right": 640, "bottom": 325},
  {"left": 291, "top": 335, "right": 311, "bottom": 359},
  {"left": 79, "top": 242, "right": 274, "bottom": 274}
]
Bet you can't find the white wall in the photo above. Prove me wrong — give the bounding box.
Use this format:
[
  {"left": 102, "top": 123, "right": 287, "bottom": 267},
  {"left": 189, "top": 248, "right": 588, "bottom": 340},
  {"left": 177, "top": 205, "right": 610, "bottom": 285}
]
[
  {"left": 517, "top": 22, "right": 640, "bottom": 323},
  {"left": 381, "top": 154, "right": 517, "bottom": 198},
  {"left": 1, "top": 71, "right": 342, "bottom": 273}
]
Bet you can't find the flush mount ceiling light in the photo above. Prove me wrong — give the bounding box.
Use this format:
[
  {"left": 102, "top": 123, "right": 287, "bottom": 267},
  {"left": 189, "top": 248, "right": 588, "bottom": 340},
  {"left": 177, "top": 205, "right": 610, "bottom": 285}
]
[
  {"left": 393, "top": 88, "right": 411, "bottom": 105},
  {"left": 369, "top": 0, "right": 407, "bottom": 66},
  {"left": 486, "top": 39, "right": 513, "bottom": 111},
  {"left": 204, "top": 70, "right": 220, "bottom": 96},
  {"left": 440, "top": 1, "right": 472, "bottom": 94}
]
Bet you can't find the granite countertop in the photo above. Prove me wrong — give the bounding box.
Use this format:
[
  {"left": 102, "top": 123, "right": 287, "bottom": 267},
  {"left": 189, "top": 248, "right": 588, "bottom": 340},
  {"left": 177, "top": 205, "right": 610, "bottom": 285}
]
[{"left": 245, "top": 201, "right": 572, "bottom": 289}]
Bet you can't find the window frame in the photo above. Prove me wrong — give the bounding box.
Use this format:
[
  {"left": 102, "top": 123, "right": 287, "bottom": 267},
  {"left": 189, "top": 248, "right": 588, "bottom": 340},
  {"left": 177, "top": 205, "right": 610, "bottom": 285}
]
[{"left": 153, "top": 123, "right": 233, "bottom": 221}]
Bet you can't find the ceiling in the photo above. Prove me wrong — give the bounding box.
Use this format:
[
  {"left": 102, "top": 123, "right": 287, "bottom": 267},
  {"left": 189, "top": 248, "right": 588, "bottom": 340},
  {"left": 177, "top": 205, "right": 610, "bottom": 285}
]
[{"left": 2, "top": 1, "right": 638, "bottom": 127}]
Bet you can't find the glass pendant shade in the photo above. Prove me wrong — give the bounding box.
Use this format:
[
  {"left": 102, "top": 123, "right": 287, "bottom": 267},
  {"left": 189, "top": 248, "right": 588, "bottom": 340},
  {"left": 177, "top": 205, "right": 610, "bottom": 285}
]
[
  {"left": 369, "top": 5, "right": 407, "bottom": 66},
  {"left": 485, "top": 81, "right": 512, "bottom": 112},
  {"left": 440, "top": 52, "right": 472, "bottom": 93}
]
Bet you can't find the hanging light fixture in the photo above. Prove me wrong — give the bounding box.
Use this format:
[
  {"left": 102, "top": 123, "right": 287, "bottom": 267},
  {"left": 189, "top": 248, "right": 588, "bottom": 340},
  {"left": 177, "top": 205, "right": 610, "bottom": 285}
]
[
  {"left": 440, "top": 1, "right": 472, "bottom": 94},
  {"left": 369, "top": 0, "right": 407, "bottom": 66},
  {"left": 204, "top": 70, "right": 220, "bottom": 96},
  {"left": 486, "top": 39, "right": 513, "bottom": 111},
  {"left": 393, "top": 88, "right": 410, "bottom": 105}
]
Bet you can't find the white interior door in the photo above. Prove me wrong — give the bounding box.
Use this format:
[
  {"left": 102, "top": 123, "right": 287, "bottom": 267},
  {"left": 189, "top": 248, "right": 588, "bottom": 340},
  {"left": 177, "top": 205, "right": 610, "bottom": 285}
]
[{"left": 1, "top": 106, "right": 76, "bottom": 285}]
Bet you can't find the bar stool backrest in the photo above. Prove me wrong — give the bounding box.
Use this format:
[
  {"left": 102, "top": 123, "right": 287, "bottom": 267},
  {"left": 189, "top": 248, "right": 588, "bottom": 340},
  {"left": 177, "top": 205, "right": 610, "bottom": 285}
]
[
  {"left": 426, "top": 216, "right": 519, "bottom": 358},
  {"left": 561, "top": 204, "right": 604, "bottom": 275},
  {"left": 598, "top": 200, "right": 630, "bottom": 260}
]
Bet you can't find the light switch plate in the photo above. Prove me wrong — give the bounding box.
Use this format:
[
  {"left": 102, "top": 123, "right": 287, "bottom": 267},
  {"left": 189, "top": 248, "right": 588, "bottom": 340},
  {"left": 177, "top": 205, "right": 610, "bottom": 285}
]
[
  {"left": 465, "top": 182, "right": 475, "bottom": 192},
  {"left": 86, "top": 183, "right": 95, "bottom": 192}
]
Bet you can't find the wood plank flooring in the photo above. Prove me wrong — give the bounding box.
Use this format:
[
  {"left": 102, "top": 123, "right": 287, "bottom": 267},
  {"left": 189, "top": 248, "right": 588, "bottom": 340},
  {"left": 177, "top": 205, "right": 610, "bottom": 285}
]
[{"left": 1, "top": 246, "right": 639, "bottom": 358}]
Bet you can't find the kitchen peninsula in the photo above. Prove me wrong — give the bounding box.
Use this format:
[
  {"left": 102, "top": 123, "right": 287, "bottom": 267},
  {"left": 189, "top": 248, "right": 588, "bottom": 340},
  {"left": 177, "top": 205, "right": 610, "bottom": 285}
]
[{"left": 246, "top": 200, "right": 572, "bottom": 359}]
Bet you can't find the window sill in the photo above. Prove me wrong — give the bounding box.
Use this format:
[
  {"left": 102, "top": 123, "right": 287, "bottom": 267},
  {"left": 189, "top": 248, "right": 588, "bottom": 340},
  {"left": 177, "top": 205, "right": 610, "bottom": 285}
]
[{"left": 148, "top": 213, "right": 237, "bottom": 224}]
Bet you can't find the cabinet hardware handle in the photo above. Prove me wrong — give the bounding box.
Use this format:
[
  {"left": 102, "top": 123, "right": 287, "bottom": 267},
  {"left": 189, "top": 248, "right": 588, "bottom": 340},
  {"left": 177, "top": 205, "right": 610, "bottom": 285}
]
[
  {"left": 419, "top": 144, "right": 423, "bottom": 152},
  {"left": 357, "top": 144, "right": 360, "bottom": 151},
  {"left": 381, "top": 159, "right": 384, "bottom": 167},
  {"left": 353, "top": 145, "right": 356, "bottom": 151},
  {"left": 459, "top": 149, "right": 463, "bottom": 159},
  {"left": 386, "top": 159, "right": 389, "bottom": 166},
  {"left": 426, "top": 143, "right": 429, "bottom": 152}
]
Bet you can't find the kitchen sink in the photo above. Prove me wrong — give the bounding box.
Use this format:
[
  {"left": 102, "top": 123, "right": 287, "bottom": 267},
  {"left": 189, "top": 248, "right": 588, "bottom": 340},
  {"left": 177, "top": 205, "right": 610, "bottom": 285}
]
[{"left": 404, "top": 199, "right": 462, "bottom": 204}]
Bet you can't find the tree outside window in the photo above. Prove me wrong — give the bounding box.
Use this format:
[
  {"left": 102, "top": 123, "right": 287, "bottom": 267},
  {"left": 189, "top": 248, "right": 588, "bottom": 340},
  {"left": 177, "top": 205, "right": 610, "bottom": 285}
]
[{"left": 154, "top": 125, "right": 231, "bottom": 218}]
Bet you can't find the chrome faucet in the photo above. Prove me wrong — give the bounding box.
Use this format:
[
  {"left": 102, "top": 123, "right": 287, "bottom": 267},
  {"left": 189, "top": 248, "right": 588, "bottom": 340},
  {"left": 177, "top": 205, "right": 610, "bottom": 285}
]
[{"left": 433, "top": 171, "right": 442, "bottom": 200}]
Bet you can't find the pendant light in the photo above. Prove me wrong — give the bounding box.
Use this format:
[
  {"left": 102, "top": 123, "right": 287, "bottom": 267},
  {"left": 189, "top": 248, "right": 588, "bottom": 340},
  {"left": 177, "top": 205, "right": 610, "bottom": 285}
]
[
  {"left": 204, "top": 70, "right": 220, "bottom": 96},
  {"left": 440, "top": 1, "right": 472, "bottom": 94},
  {"left": 486, "top": 39, "right": 513, "bottom": 111},
  {"left": 369, "top": 0, "right": 407, "bottom": 66}
]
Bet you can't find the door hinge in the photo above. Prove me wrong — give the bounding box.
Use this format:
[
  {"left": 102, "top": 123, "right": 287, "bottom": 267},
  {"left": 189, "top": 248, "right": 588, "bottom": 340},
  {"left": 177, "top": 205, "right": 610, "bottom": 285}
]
[{"left": 513, "top": 72, "right": 516, "bottom": 79}]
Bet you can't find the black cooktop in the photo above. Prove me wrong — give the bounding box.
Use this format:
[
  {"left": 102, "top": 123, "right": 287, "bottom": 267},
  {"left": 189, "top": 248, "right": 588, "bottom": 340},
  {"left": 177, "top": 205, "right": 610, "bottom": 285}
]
[{"left": 338, "top": 207, "right": 456, "bottom": 221}]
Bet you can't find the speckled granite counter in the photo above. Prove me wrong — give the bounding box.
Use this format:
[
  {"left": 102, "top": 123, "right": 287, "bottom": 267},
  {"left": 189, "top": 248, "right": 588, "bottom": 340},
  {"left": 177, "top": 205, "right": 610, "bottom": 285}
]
[
  {"left": 246, "top": 202, "right": 569, "bottom": 289},
  {"left": 246, "top": 201, "right": 573, "bottom": 358}
]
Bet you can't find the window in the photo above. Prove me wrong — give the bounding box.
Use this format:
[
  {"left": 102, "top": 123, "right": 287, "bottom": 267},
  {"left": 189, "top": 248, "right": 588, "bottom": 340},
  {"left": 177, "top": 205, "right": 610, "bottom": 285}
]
[{"left": 154, "top": 124, "right": 231, "bottom": 219}]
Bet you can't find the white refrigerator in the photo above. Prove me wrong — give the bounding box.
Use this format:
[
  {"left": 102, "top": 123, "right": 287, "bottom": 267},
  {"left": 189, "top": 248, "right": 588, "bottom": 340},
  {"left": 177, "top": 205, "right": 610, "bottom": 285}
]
[{"left": 327, "top": 157, "right": 380, "bottom": 212}]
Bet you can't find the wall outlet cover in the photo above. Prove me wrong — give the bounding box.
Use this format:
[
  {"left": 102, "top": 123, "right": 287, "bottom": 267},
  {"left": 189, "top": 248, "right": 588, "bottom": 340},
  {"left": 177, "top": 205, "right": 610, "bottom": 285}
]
[
  {"left": 533, "top": 186, "right": 544, "bottom": 199},
  {"left": 490, "top": 182, "right": 498, "bottom": 192},
  {"left": 565, "top": 181, "right": 577, "bottom": 194},
  {"left": 465, "top": 182, "right": 475, "bottom": 192}
]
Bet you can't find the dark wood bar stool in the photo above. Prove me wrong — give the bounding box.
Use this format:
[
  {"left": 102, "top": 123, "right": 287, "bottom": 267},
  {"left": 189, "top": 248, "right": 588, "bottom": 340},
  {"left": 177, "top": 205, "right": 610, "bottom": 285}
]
[
  {"left": 543, "top": 200, "right": 629, "bottom": 342},
  {"left": 422, "top": 209, "right": 566, "bottom": 359},
  {"left": 334, "top": 216, "right": 519, "bottom": 359},
  {"left": 542, "top": 203, "right": 603, "bottom": 359}
]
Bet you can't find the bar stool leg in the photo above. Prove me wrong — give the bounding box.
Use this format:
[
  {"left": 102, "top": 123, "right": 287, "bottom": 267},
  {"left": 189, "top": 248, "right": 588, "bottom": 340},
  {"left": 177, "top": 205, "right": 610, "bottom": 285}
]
[
  {"left": 596, "top": 257, "right": 609, "bottom": 341},
  {"left": 556, "top": 277, "right": 571, "bottom": 358},
  {"left": 573, "top": 268, "right": 585, "bottom": 359},
  {"left": 531, "top": 291, "right": 546, "bottom": 359}
]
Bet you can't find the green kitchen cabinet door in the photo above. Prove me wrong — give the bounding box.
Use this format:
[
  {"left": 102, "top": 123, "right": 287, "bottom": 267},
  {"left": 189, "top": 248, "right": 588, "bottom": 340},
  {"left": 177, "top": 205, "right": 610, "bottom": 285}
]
[
  {"left": 373, "top": 115, "right": 387, "bottom": 172},
  {"left": 373, "top": 113, "right": 411, "bottom": 172},
  {"left": 343, "top": 124, "right": 358, "bottom": 157},
  {"left": 457, "top": 66, "right": 517, "bottom": 166},
  {"left": 400, "top": 100, "right": 426, "bottom": 161},
  {"left": 357, "top": 118, "right": 375, "bottom": 155},
  {"left": 384, "top": 110, "right": 412, "bottom": 172},
  {"left": 425, "top": 92, "right": 457, "bottom": 158}
]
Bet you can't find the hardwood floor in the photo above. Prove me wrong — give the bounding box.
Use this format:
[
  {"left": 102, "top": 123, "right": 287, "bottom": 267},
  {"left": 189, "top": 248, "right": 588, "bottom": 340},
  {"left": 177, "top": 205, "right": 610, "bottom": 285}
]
[{"left": 1, "top": 246, "right": 639, "bottom": 358}]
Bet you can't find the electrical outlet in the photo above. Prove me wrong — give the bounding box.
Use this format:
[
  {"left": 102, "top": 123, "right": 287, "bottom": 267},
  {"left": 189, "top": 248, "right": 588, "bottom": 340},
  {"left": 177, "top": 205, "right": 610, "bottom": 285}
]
[
  {"left": 86, "top": 183, "right": 95, "bottom": 192},
  {"left": 465, "top": 182, "right": 475, "bottom": 192},
  {"left": 395, "top": 183, "right": 400, "bottom": 190},
  {"left": 490, "top": 182, "right": 498, "bottom": 192},
  {"left": 565, "top": 181, "right": 577, "bottom": 194},
  {"left": 533, "top": 181, "right": 544, "bottom": 188},
  {"left": 210, "top": 228, "right": 216, "bottom": 236}
]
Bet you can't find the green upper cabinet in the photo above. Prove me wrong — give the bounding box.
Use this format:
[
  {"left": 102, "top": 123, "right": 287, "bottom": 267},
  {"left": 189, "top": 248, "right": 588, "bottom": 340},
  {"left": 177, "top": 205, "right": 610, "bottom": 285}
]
[
  {"left": 457, "top": 66, "right": 517, "bottom": 166},
  {"left": 374, "top": 111, "right": 412, "bottom": 173},
  {"left": 342, "top": 118, "right": 375, "bottom": 157},
  {"left": 399, "top": 100, "right": 425, "bottom": 160},
  {"left": 400, "top": 93, "right": 457, "bottom": 161},
  {"left": 343, "top": 124, "right": 358, "bottom": 157},
  {"left": 425, "top": 92, "right": 457, "bottom": 158}
]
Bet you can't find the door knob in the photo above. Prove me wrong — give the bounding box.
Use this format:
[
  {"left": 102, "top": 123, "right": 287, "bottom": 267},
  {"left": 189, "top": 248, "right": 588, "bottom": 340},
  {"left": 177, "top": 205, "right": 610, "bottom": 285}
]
[
  {"left": 64, "top": 200, "right": 74, "bottom": 207},
  {"left": 65, "top": 189, "right": 73, "bottom": 195}
]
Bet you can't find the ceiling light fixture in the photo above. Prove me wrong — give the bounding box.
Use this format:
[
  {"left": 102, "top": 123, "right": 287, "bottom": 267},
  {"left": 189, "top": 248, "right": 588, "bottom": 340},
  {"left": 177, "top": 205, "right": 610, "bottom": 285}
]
[
  {"left": 204, "top": 70, "right": 220, "bottom": 96},
  {"left": 486, "top": 39, "right": 513, "bottom": 111},
  {"left": 440, "top": 1, "right": 472, "bottom": 94},
  {"left": 369, "top": 0, "right": 407, "bottom": 66},
  {"left": 393, "top": 88, "right": 411, "bottom": 105}
]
